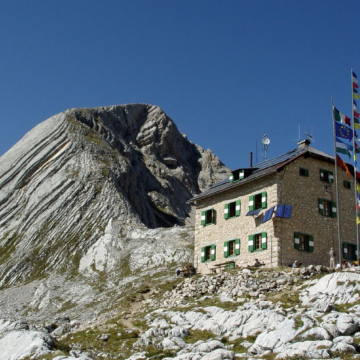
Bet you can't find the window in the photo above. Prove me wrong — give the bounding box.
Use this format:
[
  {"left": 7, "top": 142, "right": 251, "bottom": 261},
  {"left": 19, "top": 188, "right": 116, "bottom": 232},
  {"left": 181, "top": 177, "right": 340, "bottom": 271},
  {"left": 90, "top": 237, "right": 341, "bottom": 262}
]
[
  {"left": 249, "top": 192, "right": 267, "bottom": 211},
  {"left": 224, "top": 200, "right": 241, "bottom": 219},
  {"left": 299, "top": 167, "right": 309, "bottom": 177},
  {"left": 318, "top": 198, "right": 337, "bottom": 218},
  {"left": 343, "top": 242, "right": 358, "bottom": 260},
  {"left": 201, "top": 209, "right": 215, "bottom": 225},
  {"left": 224, "top": 239, "right": 240, "bottom": 257},
  {"left": 229, "top": 170, "right": 244, "bottom": 182},
  {"left": 294, "top": 232, "right": 314, "bottom": 252},
  {"left": 201, "top": 244, "right": 216, "bottom": 262},
  {"left": 344, "top": 180, "right": 351, "bottom": 190},
  {"left": 248, "top": 232, "right": 267, "bottom": 252},
  {"left": 320, "top": 169, "right": 334, "bottom": 183}
]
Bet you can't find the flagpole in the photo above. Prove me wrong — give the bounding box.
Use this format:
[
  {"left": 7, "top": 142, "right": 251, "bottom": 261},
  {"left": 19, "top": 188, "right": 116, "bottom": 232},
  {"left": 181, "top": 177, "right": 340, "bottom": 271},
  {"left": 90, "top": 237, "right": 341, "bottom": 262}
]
[
  {"left": 333, "top": 97, "right": 342, "bottom": 267},
  {"left": 351, "top": 69, "right": 360, "bottom": 264}
]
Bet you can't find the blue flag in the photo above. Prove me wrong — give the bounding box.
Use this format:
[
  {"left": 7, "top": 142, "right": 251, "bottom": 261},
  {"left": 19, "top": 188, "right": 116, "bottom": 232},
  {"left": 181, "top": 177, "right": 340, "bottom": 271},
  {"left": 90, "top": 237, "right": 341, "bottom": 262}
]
[{"left": 335, "top": 122, "right": 353, "bottom": 141}]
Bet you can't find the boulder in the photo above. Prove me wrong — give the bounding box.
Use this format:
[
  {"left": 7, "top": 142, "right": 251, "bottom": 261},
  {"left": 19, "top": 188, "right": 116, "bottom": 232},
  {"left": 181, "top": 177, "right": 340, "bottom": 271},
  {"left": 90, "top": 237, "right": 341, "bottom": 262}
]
[{"left": 0, "top": 330, "right": 53, "bottom": 360}]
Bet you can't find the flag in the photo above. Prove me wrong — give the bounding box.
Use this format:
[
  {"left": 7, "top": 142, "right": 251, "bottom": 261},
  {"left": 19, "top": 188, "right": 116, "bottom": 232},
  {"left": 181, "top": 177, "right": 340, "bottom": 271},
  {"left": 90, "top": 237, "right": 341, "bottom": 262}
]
[
  {"left": 336, "top": 137, "right": 353, "bottom": 158},
  {"left": 355, "top": 111, "right": 360, "bottom": 118},
  {"left": 355, "top": 89, "right": 359, "bottom": 94},
  {"left": 356, "top": 143, "right": 360, "bottom": 154},
  {"left": 354, "top": 94, "right": 360, "bottom": 100},
  {"left": 333, "top": 107, "right": 351, "bottom": 126},
  {"left": 357, "top": 171, "right": 360, "bottom": 180},
  {"left": 336, "top": 154, "right": 351, "bottom": 179},
  {"left": 335, "top": 122, "right": 353, "bottom": 141},
  {"left": 354, "top": 82, "right": 359, "bottom": 89},
  {"left": 353, "top": 71, "right": 358, "bottom": 79}
]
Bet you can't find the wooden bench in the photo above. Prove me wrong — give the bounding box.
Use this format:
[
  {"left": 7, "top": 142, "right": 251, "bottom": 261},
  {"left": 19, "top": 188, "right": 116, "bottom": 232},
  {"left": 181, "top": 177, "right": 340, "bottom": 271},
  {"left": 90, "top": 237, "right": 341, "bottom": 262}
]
[{"left": 209, "top": 261, "right": 235, "bottom": 274}]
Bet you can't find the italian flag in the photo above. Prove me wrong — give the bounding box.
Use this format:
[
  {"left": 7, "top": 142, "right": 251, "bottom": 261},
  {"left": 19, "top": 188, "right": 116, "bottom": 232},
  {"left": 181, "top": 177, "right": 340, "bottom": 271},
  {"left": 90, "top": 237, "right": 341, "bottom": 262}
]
[{"left": 334, "top": 107, "right": 351, "bottom": 126}]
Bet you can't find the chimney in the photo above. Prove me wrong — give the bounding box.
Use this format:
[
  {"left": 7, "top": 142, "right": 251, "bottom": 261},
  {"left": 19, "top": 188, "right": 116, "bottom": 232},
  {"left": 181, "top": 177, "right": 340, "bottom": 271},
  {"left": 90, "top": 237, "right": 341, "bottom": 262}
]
[
  {"left": 297, "top": 139, "right": 311, "bottom": 149},
  {"left": 250, "top": 152, "right": 253, "bottom": 168}
]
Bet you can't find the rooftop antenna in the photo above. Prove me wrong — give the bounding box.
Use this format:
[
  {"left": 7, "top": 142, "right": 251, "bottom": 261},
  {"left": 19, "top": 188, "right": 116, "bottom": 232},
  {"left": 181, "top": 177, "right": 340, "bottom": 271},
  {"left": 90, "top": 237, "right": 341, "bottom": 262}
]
[
  {"left": 304, "top": 126, "right": 315, "bottom": 143},
  {"left": 255, "top": 140, "right": 258, "bottom": 164},
  {"left": 262, "top": 133, "right": 270, "bottom": 161},
  {"left": 297, "top": 125, "right": 301, "bottom": 142}
]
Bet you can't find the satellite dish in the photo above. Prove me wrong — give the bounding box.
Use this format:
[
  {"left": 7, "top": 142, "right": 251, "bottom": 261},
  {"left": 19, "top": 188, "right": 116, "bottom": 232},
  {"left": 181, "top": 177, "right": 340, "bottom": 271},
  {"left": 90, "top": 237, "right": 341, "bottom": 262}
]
[
  {"left": 262, "top": 133, "right": 270, "bottom": 161},
  {"left": 262, "top": 137, "right": 270, "bottom": 145}
]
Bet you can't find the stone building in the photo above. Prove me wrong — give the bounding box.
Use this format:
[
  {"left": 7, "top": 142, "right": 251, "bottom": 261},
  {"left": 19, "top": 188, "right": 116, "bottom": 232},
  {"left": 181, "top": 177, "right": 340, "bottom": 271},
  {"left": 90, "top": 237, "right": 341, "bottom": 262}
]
[{"left": 189, "top": 140, "right": 358, "bottom": 274}]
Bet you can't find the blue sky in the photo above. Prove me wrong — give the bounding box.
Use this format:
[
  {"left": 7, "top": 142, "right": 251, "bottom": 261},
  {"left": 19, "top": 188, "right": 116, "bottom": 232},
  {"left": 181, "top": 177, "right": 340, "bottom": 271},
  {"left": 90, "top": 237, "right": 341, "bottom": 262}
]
[{"left": 0, "top": 1, "right": 359, "bottom": 170}]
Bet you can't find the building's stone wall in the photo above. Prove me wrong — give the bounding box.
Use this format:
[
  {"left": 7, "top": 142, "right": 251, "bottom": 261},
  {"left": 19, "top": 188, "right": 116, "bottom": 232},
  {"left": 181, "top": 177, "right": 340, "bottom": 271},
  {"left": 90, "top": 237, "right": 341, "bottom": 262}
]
[
  {"left": 276, "top": 155, "right": 356, "bottom": 267},
  {"left": 194, "top": 173, "right": 279, "bottom": 274},
  {"left": 194, "top": 151, "right": 358, "bottom": 274}
]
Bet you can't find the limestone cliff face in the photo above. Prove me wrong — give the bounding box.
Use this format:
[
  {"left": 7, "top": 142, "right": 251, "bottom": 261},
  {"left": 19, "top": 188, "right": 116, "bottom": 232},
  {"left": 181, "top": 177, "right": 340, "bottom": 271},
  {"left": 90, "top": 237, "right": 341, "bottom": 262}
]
[{"left": 0, "top": 104, "right": 229, "bottom": 287}]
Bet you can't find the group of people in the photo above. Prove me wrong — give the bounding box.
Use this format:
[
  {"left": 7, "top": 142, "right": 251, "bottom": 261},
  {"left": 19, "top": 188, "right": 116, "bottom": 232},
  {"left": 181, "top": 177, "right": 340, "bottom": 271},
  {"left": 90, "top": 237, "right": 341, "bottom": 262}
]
[
  {"left": 330, "top": 247, "right": 358, "bottom": 269},
  {"left": 291, "top": 246, "right": 359, "bottom": 269},
  {"left": 176, "top": 264, "right": 196, "bottom": 277}
]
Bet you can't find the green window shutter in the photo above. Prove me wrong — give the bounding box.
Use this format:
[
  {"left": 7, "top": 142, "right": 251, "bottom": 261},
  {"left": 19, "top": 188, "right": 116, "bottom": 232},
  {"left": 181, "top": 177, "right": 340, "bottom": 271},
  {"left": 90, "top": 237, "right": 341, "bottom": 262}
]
[
  {"left": 261, "top": 192, "right": 267, "bottom": 209},
  {"left": 239, "top": 170, "right": 245, "bottom": 179},
  {"left": 344, "top": 180, "right": 351, "bottom": 190},
  {"left": 201, "top": 247, "right": 205, "bottom": 262},
  {"left": 320, "top": 169, "right": 324, "bottom": 181},
  {"left": 331, "top": 201, "right": 337, "bottom": 218},
  {"left": 249, "top": 195, "right": 255, "bottom": 211},
  {"left": 294, "top": 232, "right": 300, "bottom": 250},
  {"left": 305, "top": 169, "right": 309, "bottom": 176},
  {"left": 329, "top": 171, "right": 334, "bottom": 183},
  {"left": 224, "top": 203, "right": 229, "bottom": 219},
  {"left": 343, "top": 243, "right": 349, "bottom": 259},
  {"left": 229, "top": 173, "right": 234, "bottom": 182},
  {"left": 211, "top": 244, "right": 216, "bottom": 261},
  {"left": 308, "top": 235, "right": 314, "bottom": 252},
  {"left": 261, "top": 232, "right": 267, "bottom": 250},
  {"left": 248, "top": 235, "right": 254, "bottom": 252},
  {"left": 318, "top": 198, "right": 324, "bottom": 215},
  {"left": 201, "top": 211, "right": 206, "bottom": 225},
  {"left": 235, "top": 200, "right": 241, "bottom": 216},
  {"left": 235, "top": 238, "right": 240, "bottom": 255},
  {"left": 223, "top": 241, "right": 229, "bottom": 258}
]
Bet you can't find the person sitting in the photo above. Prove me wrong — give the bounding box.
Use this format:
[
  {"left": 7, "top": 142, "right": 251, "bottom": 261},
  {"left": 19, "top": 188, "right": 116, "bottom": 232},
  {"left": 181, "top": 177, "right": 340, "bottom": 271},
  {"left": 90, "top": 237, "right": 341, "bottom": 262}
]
[
  {"left": 292, "top": 260, "right": 301, "bottom": 268},
  {"left": 342, "top": 260, "right": 351, "bottom": 269},
  {"left": 254, "top": 259, "right": 261, "bottom": 267}
]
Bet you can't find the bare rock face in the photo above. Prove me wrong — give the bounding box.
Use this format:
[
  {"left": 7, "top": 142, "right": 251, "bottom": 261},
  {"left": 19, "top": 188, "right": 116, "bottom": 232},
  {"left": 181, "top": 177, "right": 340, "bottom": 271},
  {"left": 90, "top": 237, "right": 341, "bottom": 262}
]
[{"left": 0, "top": 104, "right": 229, "bottom": 287}]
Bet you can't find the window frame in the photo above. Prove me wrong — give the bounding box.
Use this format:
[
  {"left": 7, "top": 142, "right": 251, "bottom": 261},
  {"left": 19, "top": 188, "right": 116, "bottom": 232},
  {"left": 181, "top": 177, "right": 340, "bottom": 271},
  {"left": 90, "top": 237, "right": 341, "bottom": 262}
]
[
  {"left": 320, "top": 169, "right": 334, "bottom": 183},
  {"left": 229, "top": 170, "right": 244, "bottom": 182},
  {"left": 201, "top": 208, "right": 215, "bottom": 225},
  {"left": 344, "top": 180, "right": 351, "bottom": 190},
  {"left": 343, "top": 242, "right": 358, "bottom": 260},
  {"left": 248, "top": 232, "right": 267, "bottom": 252},
  {"left": 249, "top": 192, "right": 267, "bottom": 211},
  {"left": 318, "top": 198, "right": 337, "bottom": 218},
  {"left": 224, "top": 238, "right": 240, "bottom": 258},
  {"left": 299, "top": 167, "right": 309, "bottom": 177},
  {"left": 201, "top": 244, "right": 216, "bottom": 262},
  {"left": 224, "top": 200, "right": 241, "bottom": 219},
  {"left": 294, "top": 232, "right": 314, "bottom": 252}
]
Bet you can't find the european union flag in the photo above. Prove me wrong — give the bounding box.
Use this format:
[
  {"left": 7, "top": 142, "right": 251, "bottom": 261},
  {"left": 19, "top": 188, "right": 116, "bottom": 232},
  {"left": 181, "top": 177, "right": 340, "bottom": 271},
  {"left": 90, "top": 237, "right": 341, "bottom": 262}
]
[{"left": 335, "top": 122, "right": 353, "bottom": 141}]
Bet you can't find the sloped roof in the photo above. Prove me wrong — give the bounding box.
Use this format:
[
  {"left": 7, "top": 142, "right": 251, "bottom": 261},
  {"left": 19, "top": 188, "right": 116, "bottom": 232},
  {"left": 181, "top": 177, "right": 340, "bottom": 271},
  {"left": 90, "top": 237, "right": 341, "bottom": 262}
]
[{"left": 189, "top": 144, "right": 336, "bottom": 203}]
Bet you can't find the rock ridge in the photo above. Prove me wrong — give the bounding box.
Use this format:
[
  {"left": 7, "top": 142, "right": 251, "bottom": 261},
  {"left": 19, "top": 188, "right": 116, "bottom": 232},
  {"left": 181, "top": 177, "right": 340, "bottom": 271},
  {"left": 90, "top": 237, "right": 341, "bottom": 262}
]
[{"left": 0, "top": 103, "right": 229, "bottom": 287}]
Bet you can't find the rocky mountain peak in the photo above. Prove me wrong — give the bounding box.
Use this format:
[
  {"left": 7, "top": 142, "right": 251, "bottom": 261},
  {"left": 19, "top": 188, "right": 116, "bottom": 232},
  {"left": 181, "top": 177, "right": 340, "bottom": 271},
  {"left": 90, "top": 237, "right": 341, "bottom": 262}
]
[{"left": 0, "top": 103, "right": 229, "bottom": 287}]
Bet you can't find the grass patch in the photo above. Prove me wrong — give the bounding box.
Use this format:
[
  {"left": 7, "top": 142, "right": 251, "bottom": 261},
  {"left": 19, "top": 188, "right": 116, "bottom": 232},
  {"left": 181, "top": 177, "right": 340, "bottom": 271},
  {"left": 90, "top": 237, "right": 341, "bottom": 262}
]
[
  {"left": 183, "top": 329, "right": 216, "bottom": 343},
  {"left": 57, "top": 322, "right": 139, "bottom": 358}
]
